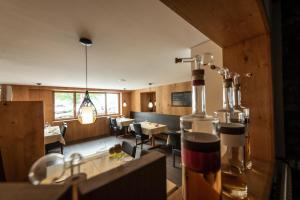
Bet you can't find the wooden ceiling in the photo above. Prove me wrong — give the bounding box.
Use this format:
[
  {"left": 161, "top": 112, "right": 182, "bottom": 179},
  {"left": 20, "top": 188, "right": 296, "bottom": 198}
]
[{"left": 161, "top": 0, "right": 269, "bottom": 47}]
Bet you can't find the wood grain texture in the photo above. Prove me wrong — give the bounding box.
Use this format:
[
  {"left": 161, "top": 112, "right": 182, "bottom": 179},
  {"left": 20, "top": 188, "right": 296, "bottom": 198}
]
[
  {"left": 0, "top": 101, "right": 44, "bottom": 181},
  {"left": 79, "top": 151, "right": 166, "bottom": 200},
  {"left": 52, "top": 117, "right": 110, "bottom": 143},
  {"left": 121, "top": 91, "right": 131, "bottom": 117},
  {"left": 0, "top": 183, "right": 71, "bottom": 200},
  {"left": 160, "top": 0, "right": 268, "bottom": 47},
  {"left": 140, "top": 92, "right": 156, "bottom": 112},
  {"left": 10, "top": 85, "right": 122, "bottom": 143},
  {"left": 223, "top": 34, "right": 274, "bottom": 161},
  {"left": 131, "top": 81, "right": 192, "bottom": 116}
]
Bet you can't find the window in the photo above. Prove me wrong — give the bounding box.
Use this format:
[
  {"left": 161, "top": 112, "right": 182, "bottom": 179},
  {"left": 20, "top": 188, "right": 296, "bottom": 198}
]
[
  {"left": 54, "top": 92, "right": 74, "bottom": 119},
  {"left": 107, "top": 93, "right": 119, "bottom": 114},
  {"left": 76, "top": 93, "right": 106, "bottom": 115},
  {"left": 54, "top": 91, "right": 119, "bottom": 120}
]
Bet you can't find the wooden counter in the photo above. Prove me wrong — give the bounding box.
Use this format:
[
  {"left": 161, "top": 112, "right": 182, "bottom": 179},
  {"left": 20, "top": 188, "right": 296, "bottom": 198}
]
[{"left": 168, "top": 159, "right": 274, "bottom": 200}]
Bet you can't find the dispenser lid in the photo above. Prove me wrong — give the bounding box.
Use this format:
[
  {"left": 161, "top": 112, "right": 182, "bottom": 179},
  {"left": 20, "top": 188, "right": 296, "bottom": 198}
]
[
  {"left": 223, "top": 78, "right": 233, "bottom": 88},
  {"left": 219, "top": 123, "right": 245, "bottom": 135},
  {"left": 183, "top": 132, "right": 220, "bottom": 153}
]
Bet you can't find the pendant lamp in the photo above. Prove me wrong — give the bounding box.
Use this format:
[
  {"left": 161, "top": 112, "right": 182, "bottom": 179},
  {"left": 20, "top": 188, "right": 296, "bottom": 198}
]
[
  {"left": 148, "top": 83, "right": 154, "bottom": 109},
  {"left": 77, "top": 38, "right": 97, "bottom": 124},
  {"left": 122, "top": 88, "right": 127, "bottom": 107}
]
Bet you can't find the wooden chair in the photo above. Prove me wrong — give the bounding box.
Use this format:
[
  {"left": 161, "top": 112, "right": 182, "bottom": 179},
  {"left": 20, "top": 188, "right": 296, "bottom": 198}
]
[
  {"left": 110, "top": 118, "right": 122, "bottom": 137},
  {"left": 168, "top": 132, "right": 181, "bottom": 168},
  {"left": 121, "top": 141, "right": 136, "bottom": 158},
  {"left": 45, "top": 123, "right": 68, "bottom": 154},
  {"left": 134, "top": 123, "right": 149, "bottom": 150}
]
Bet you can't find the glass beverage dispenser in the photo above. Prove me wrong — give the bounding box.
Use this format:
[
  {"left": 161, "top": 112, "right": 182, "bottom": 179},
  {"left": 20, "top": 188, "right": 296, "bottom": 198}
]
[
  {"left": 231, "top": 74, "right": 251, "bottom": 170},
  {"left": 176, "top": 54, "right": 221, "bottom": 200}
]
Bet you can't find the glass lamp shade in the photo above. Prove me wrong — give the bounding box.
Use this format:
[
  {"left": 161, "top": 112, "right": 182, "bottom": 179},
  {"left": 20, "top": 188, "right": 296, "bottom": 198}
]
[
  {"left": 148, "top": 101, "right": 154, "bottom": 108},
  {"left": 78, "top": 91, "right": 97, "bottom": 124},
  {"left": 123, "top": 101, "right": 127, "bottom": 107}
]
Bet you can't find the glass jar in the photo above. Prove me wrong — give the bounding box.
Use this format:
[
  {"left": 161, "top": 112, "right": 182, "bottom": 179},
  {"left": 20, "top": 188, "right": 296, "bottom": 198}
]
[
  {"left": 231, "top": 80, "right": 251, "bottom": 170},
  {"left": 219, "top": 123, "right": 247, "bottom": 199},
  {"left": 179, "top": 55, "right": 220, "bottom": 200},
  {"left": 181, "top": 132, "right": 221, "bottom": 200}
]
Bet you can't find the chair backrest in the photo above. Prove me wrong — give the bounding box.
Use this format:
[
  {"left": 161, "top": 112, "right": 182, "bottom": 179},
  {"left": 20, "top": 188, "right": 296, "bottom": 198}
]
[
  {"left": 110, "top": 118, "right": 118, "bottom": 128},
  {"left": 133, "top": 123, "right": 143, "bottom": 136},
  {"left": 0, "top": 150, "right": 6, "bottom": 182},
  {"left": 169, "top": 133, "right": 181, "bottom": 150},
  {"left": 122, "top": 141, "right": 136, "bottom": 158},
  {"left": 60, "top": 122, "right": 68, "bottom": 138}
]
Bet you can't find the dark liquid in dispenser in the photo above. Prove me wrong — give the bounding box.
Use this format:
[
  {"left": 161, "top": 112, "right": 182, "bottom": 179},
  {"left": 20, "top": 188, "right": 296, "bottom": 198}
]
[{"left": 182, "top": 132, "right": 222, "bottom": 200}]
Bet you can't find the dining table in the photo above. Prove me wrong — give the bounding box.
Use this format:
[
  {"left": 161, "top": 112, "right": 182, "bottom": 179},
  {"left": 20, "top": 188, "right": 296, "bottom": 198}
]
[
  {"left": 116, "top": 117, "right": 135, "bottom": 135},
  {"left": 44, "top": 126, "right": 65, "bottom": 145},
  {"left": 129, "top": 121, "right": 168, "bottom": 146}
]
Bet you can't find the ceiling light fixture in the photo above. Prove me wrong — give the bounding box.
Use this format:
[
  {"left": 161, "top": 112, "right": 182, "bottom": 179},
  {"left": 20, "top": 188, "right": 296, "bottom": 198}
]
[
  {"left": 148, "top": 83, "right": 154, "bottom": 109},
  {"left": 122, "top": 88, "right": 127, "bottom": 107},
  {"left": 77, "top": 38, "right": 97, "bottom": 124}
]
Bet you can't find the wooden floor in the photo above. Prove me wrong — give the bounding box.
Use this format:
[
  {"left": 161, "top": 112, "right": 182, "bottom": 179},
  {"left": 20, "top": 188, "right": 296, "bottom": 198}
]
[{"left": 64, "top": 135, "right": 182, "bottom": 186}]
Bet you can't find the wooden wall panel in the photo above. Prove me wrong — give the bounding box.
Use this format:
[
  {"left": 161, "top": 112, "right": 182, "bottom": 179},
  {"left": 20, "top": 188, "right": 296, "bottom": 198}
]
[
  {"left": 10, "top": 85, "right": 123, "bottom": 143},
  {"left": 29, "top": 89, "right": 54, "bottom": 122},
  {"left": 0, "top": 101, "right": 44, "bottom": 181},
  {"left": 131, "top": 81, "right": 191, "bottom": 116},
  {"left": 121, "top": 92, "right": 131, "bottom": 118},
  {"left": 52, "top": 117, "right": 110, "bottom": 142},
  {"left": 223, "top": 34, "right": 274, "bottom": 161},
  {"left": 12, "top": 85, "right": 30, "bottom": 101}
]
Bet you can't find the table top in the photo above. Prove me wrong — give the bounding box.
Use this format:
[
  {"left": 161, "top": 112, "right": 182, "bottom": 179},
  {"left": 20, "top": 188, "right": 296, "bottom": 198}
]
[
  {"left": 116, "top": 117, "right": 134, "bottom": 122},
  {"left": 129, "top": 121, "right": 168, "bottom": 136},
  {"left": 44, "top": 126, "right": 65, "bottom": 145},
  {"left": 44, "top": 126, "right": 61, "bottom": 137},
  {"left": 41, "top": 151, "right": 133, "bottom": 184}
]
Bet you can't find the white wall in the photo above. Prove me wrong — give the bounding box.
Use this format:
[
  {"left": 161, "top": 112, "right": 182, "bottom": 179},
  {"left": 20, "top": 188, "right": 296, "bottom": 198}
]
[{"left": 191, "top": 40, "right": 223, "bottom": 116}]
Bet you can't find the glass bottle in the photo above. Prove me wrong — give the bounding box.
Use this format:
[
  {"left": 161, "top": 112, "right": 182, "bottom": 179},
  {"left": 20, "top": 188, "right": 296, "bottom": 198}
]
[
  {"left": 231, "top": 75, "right": 251, "bottom": 170},
  {"left": 177, "top": 54, "right": 221, "bottom": 200},
  {"left": 219, "top": 122, "right": 248, "bottom": 199},
  {"left": 215, "top": 77, "right": 234, "bottom": 123}
]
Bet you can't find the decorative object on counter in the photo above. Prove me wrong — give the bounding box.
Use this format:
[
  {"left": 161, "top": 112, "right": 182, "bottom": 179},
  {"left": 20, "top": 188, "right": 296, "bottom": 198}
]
[
  {"left": 219, "top": 122, "right": 248, "bottom": 199},
  {"left": 182, "top": 132, "right": 221, "bottom": 200},
  {"left": 77, "top": 37, "right": 97, "bottom": 125},
  {"left": 28, "top": 153, "right": 85, "bottom": 185},
  {"left": 108, "top": 144, "right": 122, "bottom": 154}
]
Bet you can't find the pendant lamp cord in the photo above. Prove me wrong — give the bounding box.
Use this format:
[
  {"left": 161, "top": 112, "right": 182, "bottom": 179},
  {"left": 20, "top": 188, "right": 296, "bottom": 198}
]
[{"left": 85, "top": 45, "right": 88, "bottom": 91}]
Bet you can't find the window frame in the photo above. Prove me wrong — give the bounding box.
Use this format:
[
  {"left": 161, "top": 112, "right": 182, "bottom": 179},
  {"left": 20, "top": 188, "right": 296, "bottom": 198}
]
[
  {"left": 53, "top": 91, "right": 76, "bottom": 120},
  {"left": 106, "top": 92, "right": 120, "bottom": 115},
  {"left": 53, "top": 91, "right": 121, "bottom": 121}
]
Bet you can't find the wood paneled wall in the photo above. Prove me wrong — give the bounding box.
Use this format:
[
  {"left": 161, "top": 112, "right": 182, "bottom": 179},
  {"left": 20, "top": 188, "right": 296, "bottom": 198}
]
[
  {"left": 161, "top": 0, "right": 274, "bottom": 161},
  {"left": 0, "top": 101, "right": 44, "bottom": 181},
  {"left": 131, "top": 81, "right": 191, "bottom": 116},
  {"left": 10, "top": 85, "right": 128, "bottom": 143},
  {"left": 121, "top": 92, "right": 131, "bottom": 118},
  {"left": 223, "top": 34, "right": 274, "bottom": 162}
]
